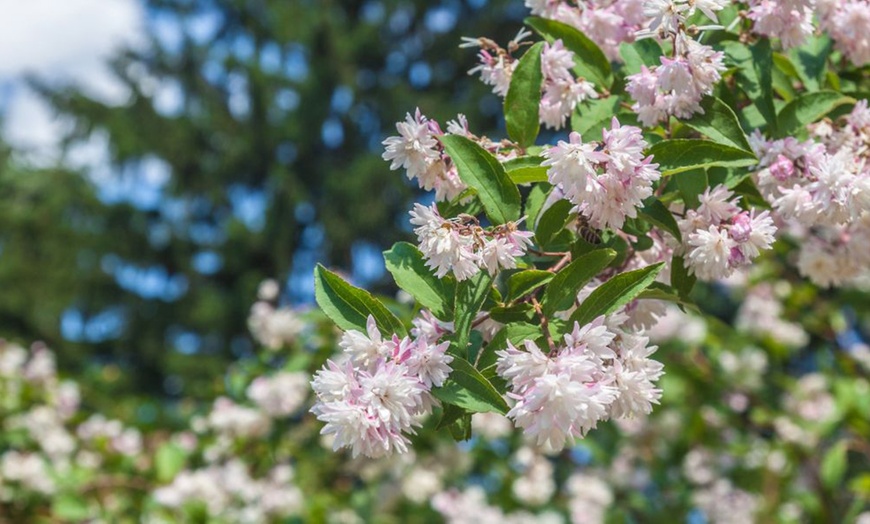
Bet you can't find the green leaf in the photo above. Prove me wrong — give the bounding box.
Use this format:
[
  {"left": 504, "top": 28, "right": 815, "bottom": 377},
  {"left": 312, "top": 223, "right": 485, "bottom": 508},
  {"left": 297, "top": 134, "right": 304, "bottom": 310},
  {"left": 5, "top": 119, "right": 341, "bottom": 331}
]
[
  {"left": 723, "top": 39, "right": 776, "bottom": 130},
  {"left": 480, "top": 322, "right": 542, "bottom": 369},
  {"left": 156, "top": 443, "right": 187, "bottom": 483},
  {"left": 525, "top": 17, "right": 612, "bottom": 88},
  {"left": 524, "top": 183, "right": 552, "bottom": 227},
  {"left": 673, "top": 169, "right": 709, "bottom": 208},
  {"left": 314, "top": 264, "right": 406, "bottom": 336},
  {"left": 542, "top": 249, "right": 616, "bottom": 316},
  {"left": 453, "top": 272, "right": 493, "bottom": 356},
  {"left": 790, "top": 35, "right": 832, "bottom": 91},
  {"left": 670, "top": 255, "right": 696, "bottom": 300},
  {"left": 648, "top": 139, "right": 757, "bottom": 176},
  {"left": 681, "top": 96, "right": 753, "bottom": 152},
  {"left": 506, "top": 269, "right": 555, "bottom": 302},
  {"left": 570, "top": 263, "right": 665, "bottom": 326},
  {"left": 776, "top": 91, "right": 854, "bottom": 138},
  {"left": 436, "top": 403, "right": 468, "bottom": 430},
  {"left": 440, "top": 135, "right": 521, "bottom": 224},
  {"left": 820, "top": 441, "right": 848, "bottom": 489},
  {"left": 505, "top": 42, "right": 545, "bottom": 148},
  {"left": 448, "top": 413, "right": 473, "bottom": 441},
  {"left": 639, "top": 197, "right": 681, "bottom": 243},
  {"left": 384, "top": 242, "right": 455, "bottom": 320},
  {"left": 504, "top": 156, "right": 548, "bottom": 184},
  {"left": 619, "top": 39, "right": 663, "bottom": 75},
  {"left": 535, "top": 199, "right": 573, "bottom": 247},
  {"left": 571, "top": 97, "right": 622, "bottom": 142},
  {"left": 52, "top": 495, "right": 91, "bottom": 520},
  {"left": 432, "top": 357, "right": 509, "bottom": 414},
  {"left": 490, "top": 303, "right": 536, "bottom": 323}
]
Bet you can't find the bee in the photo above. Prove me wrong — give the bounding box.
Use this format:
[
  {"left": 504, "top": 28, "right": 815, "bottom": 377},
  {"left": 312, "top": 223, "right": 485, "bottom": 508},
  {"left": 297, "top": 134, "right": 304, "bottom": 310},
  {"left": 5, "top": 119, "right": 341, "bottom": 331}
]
[{"left": 575, "top": 214, "right": 602, "bottom": 245}]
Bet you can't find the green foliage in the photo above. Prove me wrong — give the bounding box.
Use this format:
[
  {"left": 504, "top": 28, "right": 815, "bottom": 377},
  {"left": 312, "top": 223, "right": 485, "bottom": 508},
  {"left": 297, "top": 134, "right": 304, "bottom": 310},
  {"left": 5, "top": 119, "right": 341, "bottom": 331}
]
[
  {"left": 505, "top": 42, "right": 545, "bottom": 148},
  {"left": 314, "top": 264, "right": 406, "bottom": 336},
  {"left": 440, "top": 135, "right": 522, "bottom": 225},
  {"left": 384, "top": 243, "right": 455, "bottom": 321}
]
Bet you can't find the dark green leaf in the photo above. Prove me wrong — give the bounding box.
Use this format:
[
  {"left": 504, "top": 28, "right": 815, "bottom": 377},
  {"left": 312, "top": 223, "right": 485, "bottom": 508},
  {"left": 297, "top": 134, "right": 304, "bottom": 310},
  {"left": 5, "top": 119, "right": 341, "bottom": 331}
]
[
  {"left": 648, "top": 139, "right": 756, "bottom": 176},
  {"left": 571, "top": 97, "right": 622, "bottom": 142},
  {"left": 723, "top": 39, "right": 776, "bottom": 130},
  {"left": 448, "top": 413, "right": 473, "bottom": 441},
  {"left": 542, "top": 249, "right": 616, "bottom": 316},
  {"left": 490, "top": 303, "right": 536, "bottom": 323},
  {"left": 431, "top": 357, "right": 509, "bottom": 414},
  {"left": 682, "top": 96, "right": 753, "bottom": 152},
  {"left": 535, "top": 199, "right": 573, "bottom": 247},
  {"left": 453, "top": 272, "right": 494, "bottom": 356},
  {"left": 776, "top": 91, "right": 854, "bottom": 138},
  {"left": 525, "top": 17, "right": 612, "bottom": 88},
  {"left": 670, "top": 255, "right": 696, "bottom": 300},
  {"left": 314, "top": 264, "right": 407, "bottom": 336},
  {"left": 790, "top": 35, "right": 832, "bottom": 91},
  {"left": 384, "top": 242, "right": 455, "bottom": 320},
  {"left": 673, "top": 169, "right": 709, "bottom": 208},
  {"left": 506, "top": 269, "right": 555, "bottom": 302},
  {"left": 505, "top": 42, "right": 545, "bottom": 148},
  {"left": 524, "top": 183, "right": 552, "bottom": 227},
  {"left": 570, "top": 263, "right": 665, "bottom": 326},
  {"left": 440, "top": 134, "right": 521, "bottom": 224},
  {"left": 436, "top": 403, "right": 467, "bottom": 430},
  {"left": 639, "top": 196, "right": 681, "bottom": 243}
]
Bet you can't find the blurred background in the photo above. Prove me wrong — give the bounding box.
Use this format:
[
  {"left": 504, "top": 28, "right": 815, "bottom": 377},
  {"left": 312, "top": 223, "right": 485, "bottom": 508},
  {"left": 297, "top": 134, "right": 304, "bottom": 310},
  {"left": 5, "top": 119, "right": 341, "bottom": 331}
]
[{"left": 0, "top": 0, "right": 528, "bottom": 414}]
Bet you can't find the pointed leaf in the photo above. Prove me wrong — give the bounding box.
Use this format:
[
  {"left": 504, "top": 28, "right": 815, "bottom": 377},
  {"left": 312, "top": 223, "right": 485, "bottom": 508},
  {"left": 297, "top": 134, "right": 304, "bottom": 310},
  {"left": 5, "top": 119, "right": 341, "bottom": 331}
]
[
  {"left": 535, "top": 199, "right": 573, "bottom": 247},
  {"left": 453, "top": 272, "right": 493, "bottom": 356},
  {"left": 505, "top": 42, "right": 545, "bottom": 148},
  {"left": 504, "top": 155, "right": 548, "bottom": 184},
  {"left": 670, "top": 255, "right": 696, "bottom": 300},
  {"left": 440, "top": 135, "right": 521, "bottom": 224},
  {"left": 639, "top": 196, "right": 681, "bottom": 243},
  {"left": 384, "top": 242, "right": 455, "bottom": 320},
  {"left": 542, "top": 249, "right": 617, "bottom": 316},
  {"left": 619, "top": 39, "right": 663, "bottom": 75},
  {"left": 681, "top": 96, "right": 753, "bottom": 152},
  {"left": 570, "top": 263, "right": 665, "bottom": 326},
  {"left": 506, "top": 269, "right": 555, "bottom": 302},
  {"left": 571, "top": 97, "right": 623, "bottom": 142},
  {"left": 776, "top": 91, "right": 854, "bottom": 138},
  {"left": 648, "top": 139, "right": 756, "bottom": 176},
  {"left": 525, "top": 17, "right": 612, "bottom": 88},
  {"left": 432, "top": 357, "right": 509, "bottom": 414},
  {"left": 314, "top": 264, "right": 406, "bottom": 336}
]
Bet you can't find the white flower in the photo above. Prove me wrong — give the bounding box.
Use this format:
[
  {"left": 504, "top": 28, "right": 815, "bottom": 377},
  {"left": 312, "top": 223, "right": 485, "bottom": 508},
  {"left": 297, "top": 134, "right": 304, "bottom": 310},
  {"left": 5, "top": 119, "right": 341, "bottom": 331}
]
[{"left": 339, "top": 315, "right": 392, "bottom": 366}]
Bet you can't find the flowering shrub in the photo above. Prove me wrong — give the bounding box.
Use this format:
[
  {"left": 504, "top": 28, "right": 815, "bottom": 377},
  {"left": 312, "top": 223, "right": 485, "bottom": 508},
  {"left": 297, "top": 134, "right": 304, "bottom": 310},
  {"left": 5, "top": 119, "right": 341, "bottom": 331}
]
[
  {"left": 4, "top": 0, "right": 870, "bottom": 522},
  {"left": 314, "top": 0, "right": 869, "bottom": 458}
]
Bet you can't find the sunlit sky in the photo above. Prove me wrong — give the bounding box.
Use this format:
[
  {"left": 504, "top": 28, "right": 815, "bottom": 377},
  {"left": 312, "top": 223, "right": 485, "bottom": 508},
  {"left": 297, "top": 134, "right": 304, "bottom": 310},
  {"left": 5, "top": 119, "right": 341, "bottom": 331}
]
[{"left": 0, "top": 0, "right": 144, "bottom": 153}]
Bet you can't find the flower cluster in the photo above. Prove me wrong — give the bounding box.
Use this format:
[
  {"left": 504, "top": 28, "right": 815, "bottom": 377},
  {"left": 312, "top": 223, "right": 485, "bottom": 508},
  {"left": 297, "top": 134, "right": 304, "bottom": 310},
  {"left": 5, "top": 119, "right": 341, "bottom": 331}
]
[
  {"left": 625, "top": 0, "right": 727, "bottom": 126},
  {"left": 626, "top": 35, "right": 725, "bottom": 127},
  {"left": 496, "top": 314, "right": 663, "bottom": 452},
  {"left": 310, "top": 315, "right": 453, "bottom": 458},
  {"left": 819, "top": 0, "right": 870, "bottom": 66},
  {"left": 463, "top": 34, "right": 597, "bottom": 130},
  {"left": 382, "top": 109, "right": 469, "bottom": 202},
  {"left": 247, "top": 279, "right": 304, "bottom": 350},
  {"left": 752, "top": 101, "right": 870, "bottom": 286},
  {"left": 525, "top": 0, "right": 647, "bottom": 60},
  {"left": 676, "top": 185, "right": 777, "bottom": 280},
  {"left": 542, "top": 118, "right": 661, "bottom": 229},
  {"left": 410, "top": 203, "right": 533, "bottom": 281},
  {"left": 748, "top": 0, "right": 814, "bottom": 49},
  {"left": 153, "top": 461, "right": 303, "bottom": 522}
]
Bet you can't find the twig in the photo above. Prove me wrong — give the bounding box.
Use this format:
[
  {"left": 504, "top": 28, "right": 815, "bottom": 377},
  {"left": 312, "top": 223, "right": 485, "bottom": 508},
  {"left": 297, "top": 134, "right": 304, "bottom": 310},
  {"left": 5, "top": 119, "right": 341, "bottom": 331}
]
[{"left": 531, "top": 297, "right": 557, "bottom": 357}]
